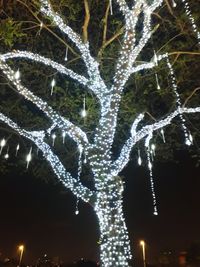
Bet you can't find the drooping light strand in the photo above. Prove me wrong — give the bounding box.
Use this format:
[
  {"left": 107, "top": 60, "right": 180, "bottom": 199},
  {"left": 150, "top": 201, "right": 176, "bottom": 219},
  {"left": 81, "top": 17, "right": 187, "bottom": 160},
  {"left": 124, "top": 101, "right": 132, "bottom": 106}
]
[
  {"left": 75, "top": 198, "right": 79, "bottom": 215},
  {"left": 181, "top": 0, "right": 200, "bottom": 44},
  {"left": 26, "top": 147, "right": 32, "bottom": 169},
  {"left": 145, "top": 135, "right": 158, "bottom": 216},
  {"left": 51, "top": 78, "right": 56, "bottom": 95},
  {"left": 15, "top": 143, "right": 20, "bottom": 156},
  {"left": 0, "top": 138, "right": 6, "bottom": 155},
  {"left": 166, "top": 56, "right": 193, "bottom": 146},
  {"left": 109, "top": 0, "right": 113, "bottom": 15}
]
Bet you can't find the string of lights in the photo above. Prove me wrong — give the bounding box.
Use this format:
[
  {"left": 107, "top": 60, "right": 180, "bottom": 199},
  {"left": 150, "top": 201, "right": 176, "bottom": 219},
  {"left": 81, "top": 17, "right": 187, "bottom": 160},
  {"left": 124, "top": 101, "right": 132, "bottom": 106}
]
[{"left": 0, "top": 0, "right": 199, "bottom": 266}]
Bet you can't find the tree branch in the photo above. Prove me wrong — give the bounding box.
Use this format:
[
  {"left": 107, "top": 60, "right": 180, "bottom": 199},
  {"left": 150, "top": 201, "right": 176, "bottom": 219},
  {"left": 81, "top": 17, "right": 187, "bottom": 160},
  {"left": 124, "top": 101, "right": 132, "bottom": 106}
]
[
  {"left": 0, "top": 111, "right": 95, "bottom": 204},
  {"left": 82, "top": 0, "right": 90, "bottom": 43},
  {"left": 39, "top": 0, "right": 108, "bottom": 100},
  {"left": 112, "top": 106, "right": 200, "bottom": 174},
  {"left": 0, "top": 59, "right": 89, "bottom": 146},
  {"left": 0, "top": 51, "right": 89, "bottom": 87}
]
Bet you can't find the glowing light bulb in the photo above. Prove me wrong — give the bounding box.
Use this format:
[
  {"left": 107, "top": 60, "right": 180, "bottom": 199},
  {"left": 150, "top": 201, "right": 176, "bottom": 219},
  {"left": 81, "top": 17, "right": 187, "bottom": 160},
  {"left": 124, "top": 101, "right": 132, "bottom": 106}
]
[
  {"left": 62, "top": 131, "right": 66, "bottom": 144},
  {"left": 16, "top": 143, "right": 20, "bottom": 156},
  {"left": 51, "top": 78, "right": 56, "bottom": 95},
  {"left": 4, "top": 153, "right": 9, "bottom": 159},
  {"left": 52, "top": 133, "right": 56, "bottom": 146},
  {"left": 0, "top": 138, "right": 6, "bottom": 154},
  {"left": 26, "top": 147, "right": 32, "bottom": 169},
  {"left": 14, "top": 69, "right": 20, "bottom": 80},
  {"left": 81, "top": 109, "right": 87, "bottom": 118},
  {"left": 64, "top": 46, "right": 68, "bottom": 61}
]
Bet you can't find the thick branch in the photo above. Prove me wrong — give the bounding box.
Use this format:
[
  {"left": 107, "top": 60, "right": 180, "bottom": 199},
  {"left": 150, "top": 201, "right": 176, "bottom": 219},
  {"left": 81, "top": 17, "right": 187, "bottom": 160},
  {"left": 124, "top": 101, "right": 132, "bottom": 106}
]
[
  {"left": 112, "top": 106, "right": 200, "bottom": 174},
  {"left": 0, "top": 112, "right": 95, "bottom": 204},
  {"left": 0, "top": 59, "right": 88, "bottom": 146},
  {"left": 39, "top": 0, "right": 108, "bottom": 99},
  {"left": 82, "top": 0, "right": 90, "bottom": 43},
  {"left": 0, "top": 51, "right": 89, "bottom": 87}
]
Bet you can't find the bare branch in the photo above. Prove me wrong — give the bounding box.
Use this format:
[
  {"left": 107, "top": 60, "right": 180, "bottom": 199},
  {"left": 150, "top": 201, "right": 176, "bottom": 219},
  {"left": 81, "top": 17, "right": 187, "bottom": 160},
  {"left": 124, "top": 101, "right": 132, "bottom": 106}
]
[
  {"left": 112, "top": 106, "right": 200, "bottom": 174},
  {"left": 0, "top": 111, "right": 95, "bottom": 204},
  {"left": 0, "top": 59, "right": 89, "bottom": 146},
  {"left": 82, "top": 0, "right": 90, "bottom": 43}
]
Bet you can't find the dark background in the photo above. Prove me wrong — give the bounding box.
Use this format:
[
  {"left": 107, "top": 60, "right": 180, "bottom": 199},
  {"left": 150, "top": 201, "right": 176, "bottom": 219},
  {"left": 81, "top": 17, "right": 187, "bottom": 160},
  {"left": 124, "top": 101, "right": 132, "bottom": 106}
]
[{"left": 0, "top": 150, "right": 199, "bottom": 265}]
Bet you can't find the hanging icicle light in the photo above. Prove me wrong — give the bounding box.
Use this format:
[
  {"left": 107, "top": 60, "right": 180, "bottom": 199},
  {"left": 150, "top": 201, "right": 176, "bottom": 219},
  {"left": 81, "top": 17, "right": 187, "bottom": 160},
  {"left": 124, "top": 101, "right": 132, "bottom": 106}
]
[
  {"left": 137, "top": 150, "right": 142, "bottom": 166},
  {"left": 26, "top": 147, "right": 32, "bottom": 169},
  {"left": 64, "top": 46, "right": 68, "bottom": 61},
  {"left": 62, "top": 131, "right": 66, "bottom": 144},
  {"left": 15, "top": 143, "right": 20, "bottom": 156},
  {"left": 52, "top": 133, "right": 56, "bottom": 146},
  {"left": 81, "top": 96, "right": 87, "bottom": 118},
  {"left": 75, "top": 198, "right": 79, "bottom": 215},
  {"left": 160, "top": 129, "right": 166, "bottom": 143},
  {"left": 14, "top": 69, "right": 20, "bottom": 80},
  {"left": 0, "top": 138, "right": 6, "bottom": 155},
  {"left": 4, "top": 146, "right": 9, "bottom": 159},
  {"left": 155, "top": 73, "right": 161, "bottom": 90},
  {"left": 50, "top": 78, "right": 56, "bottom": 95}
]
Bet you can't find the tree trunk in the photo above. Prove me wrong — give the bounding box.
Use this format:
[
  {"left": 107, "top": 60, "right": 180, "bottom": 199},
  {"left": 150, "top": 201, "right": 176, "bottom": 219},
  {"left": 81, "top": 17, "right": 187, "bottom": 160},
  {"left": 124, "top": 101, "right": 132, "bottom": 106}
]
[{"left": 95, "top": 184, "right": 132, "bottom": 267}]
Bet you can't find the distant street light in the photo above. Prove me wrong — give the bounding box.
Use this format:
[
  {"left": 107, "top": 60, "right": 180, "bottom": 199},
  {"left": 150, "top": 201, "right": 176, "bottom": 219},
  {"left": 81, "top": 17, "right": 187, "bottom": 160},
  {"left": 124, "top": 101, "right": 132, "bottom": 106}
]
[
  {"left": 140, "top": 240, "right": 146, "bottom": 267},
  {"left": 18, "top": 245, "right": 24, "bottom": 267}
]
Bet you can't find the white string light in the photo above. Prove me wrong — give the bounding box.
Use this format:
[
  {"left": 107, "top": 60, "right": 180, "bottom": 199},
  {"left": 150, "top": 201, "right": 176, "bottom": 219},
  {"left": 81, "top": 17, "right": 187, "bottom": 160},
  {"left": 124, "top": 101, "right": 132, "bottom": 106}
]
[
  {"left": 75, "top": 198, "right": 79, "bottom": 215},
  {"left": 166, "top": 56, "right": 193, "bottom": 146},
  {"left": 145, "top": 135, "right": 158, "bottom": 216},
  {"left": 181, "top": 0, "right": 200, "bottom": 44}
]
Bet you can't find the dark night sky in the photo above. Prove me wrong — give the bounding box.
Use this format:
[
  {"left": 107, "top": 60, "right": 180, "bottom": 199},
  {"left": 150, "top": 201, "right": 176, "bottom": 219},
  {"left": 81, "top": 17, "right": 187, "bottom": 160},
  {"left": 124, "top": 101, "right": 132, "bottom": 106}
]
[{"left": 0, "top": 150, "right": 200, "bottom": 265}]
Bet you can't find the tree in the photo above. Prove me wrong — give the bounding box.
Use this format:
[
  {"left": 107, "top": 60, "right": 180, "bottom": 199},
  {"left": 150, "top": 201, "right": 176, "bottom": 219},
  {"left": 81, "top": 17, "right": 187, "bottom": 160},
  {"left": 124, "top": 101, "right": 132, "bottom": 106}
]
[{"left": 0, "top": 0, "right": 199, "bottom": 266}]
